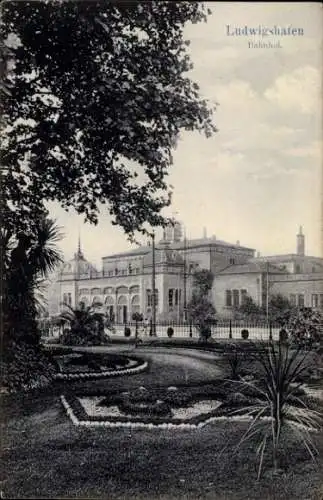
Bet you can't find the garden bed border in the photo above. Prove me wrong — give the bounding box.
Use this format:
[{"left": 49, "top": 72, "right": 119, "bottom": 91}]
[{"left": 54, "top": 359, "right": 148, "bottom": 380}]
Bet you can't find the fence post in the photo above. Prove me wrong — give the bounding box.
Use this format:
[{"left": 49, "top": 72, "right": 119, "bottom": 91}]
[
  {"left": 229, "top": 319, "right": 232, "bottom": 339},
  {"left": 189, "top": 321, "right": 192, "bottom": 337},
  {"left": 269, "top": 321, "right": 273, "bottom": 342}
]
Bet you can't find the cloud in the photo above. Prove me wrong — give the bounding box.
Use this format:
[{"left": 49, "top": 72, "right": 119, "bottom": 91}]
[
  {"left": 264, "top": 66, "right": 321, "bottom": 113},
  {"left": 48, "top": 2, "right": 322, "bottom": 260},
  {"left": 284, "top": 141, "right": 322, "bottom": 159}
]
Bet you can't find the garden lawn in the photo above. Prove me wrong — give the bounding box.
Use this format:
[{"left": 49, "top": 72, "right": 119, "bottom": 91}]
[
  {"left": 1, "top": 392, "right": 323, "bottom": 500},
  {"left": 1, "top": 347, "right": 323, "bottom": 499}
]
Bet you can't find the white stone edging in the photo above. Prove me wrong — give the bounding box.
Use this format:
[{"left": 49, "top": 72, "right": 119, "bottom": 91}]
[
  {"left": 60, "top": 396, "right": 260, "bottom": 430},
  {"left": 54, "top": 361, "right": 148, "bottom": 380},
  {"left": 60, "top": 395, "right": 320, "bottom": 432}
]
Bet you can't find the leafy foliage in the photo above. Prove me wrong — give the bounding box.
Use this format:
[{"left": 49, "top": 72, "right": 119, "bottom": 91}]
[
  {"left": 266, "top": 294, "right": 294, "bottom": 326},
  {"left": 2, "top": 1, "right": 215, "bottom": 237},
  {"left": 1, "top": 217, "right": 63, "bottom": 392},
  {"left": 191, "top": 269, "right": 214, "bottom": 296},
  {"left": 223, "top": 345, "right": 247, "bottom": 380},
  {"left": 1, "top": 340, "right": 57, "bottom": 393},
  {"left": 234, "top": 294, "right": 263, "bottom": 320},
  {"left": 2, "top": 216, "right": 63, "bottom": 346},
  {"left": 289, "top": 308, "right": 323, "bottom": 346},
  {"left": 227, "top": 342, "right": 322, "bottom": 478},
  {"left": 59, "top": 302, "right": 110, "bottom": 346},
  {"left": 187, "top": 269, "right": 216, "bottom": 340}
]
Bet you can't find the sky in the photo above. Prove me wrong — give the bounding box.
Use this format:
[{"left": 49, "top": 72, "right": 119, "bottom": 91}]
[{"left": 47, "top": 2, "right": 323, "bottom": 267}]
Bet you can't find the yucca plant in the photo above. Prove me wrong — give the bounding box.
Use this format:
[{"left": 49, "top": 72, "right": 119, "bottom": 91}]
[{"left": 226, "top": 341, "right": 322, "bottom": 479}]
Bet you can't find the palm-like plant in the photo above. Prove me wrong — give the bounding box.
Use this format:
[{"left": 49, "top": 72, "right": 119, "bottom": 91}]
[
  {"left": 227, "top": 341, "right": 322, "bottom": 479},
  {"left": 60, "top": 301, "right": 101, "bottom": 329},
  {"left": 3, "top": 216, "right": 63, "bottom": 345},
  {"left": 59, "top": 301, "right": 106, "bottom": 345}
]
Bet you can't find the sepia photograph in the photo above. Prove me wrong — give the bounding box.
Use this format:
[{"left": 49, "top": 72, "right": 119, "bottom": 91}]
[{"left": 1, "top": 1, "right": 323, "bottom": 499}]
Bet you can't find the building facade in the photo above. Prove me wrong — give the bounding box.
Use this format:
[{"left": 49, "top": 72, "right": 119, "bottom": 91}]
[
  {"left": 214, "top": 227, "right": 323, "bottom": 316},
  {"left": 53, "top": 225, "right": 323, "bottom": 322}
]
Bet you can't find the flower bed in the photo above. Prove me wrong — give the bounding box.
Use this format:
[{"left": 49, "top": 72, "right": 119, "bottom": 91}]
[
  {"left": 61, "top": 393, "right": 224, "bottom": 429},
  {"left": 60, "top": 381, "right": 267, "bottom": 429},
  {"left": 53, "top": 353, "right": 148, "bottom": 380}
]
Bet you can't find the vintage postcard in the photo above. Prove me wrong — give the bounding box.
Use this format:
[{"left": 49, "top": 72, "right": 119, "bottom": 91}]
[{"left": 1, "top": 1, "right": 323, "bottom": 499}]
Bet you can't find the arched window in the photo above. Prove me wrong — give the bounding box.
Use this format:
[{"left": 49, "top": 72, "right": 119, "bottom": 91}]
[
  {"left": 131, "top": 295, "right": 140, "bottom": 315},
  {"left": 92, "top": 296, "right": 101, "bottom": 306},
  {"left": 79, "top": 296, "right": 88, "bottom": 306}
]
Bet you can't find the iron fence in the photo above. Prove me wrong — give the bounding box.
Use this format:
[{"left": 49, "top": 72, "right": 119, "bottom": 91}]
[{"left": 108, "top": 321, "right": 282, "bottom": 341}]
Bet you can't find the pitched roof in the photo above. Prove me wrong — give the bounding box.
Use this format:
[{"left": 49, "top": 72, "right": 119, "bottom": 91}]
[
  {"left": 171, "top": 237, "right": 254, "bottom": 251},
  {"left": 251, "top": 254, "right": 323, "bottom": 262},
  {"left": 102, "top": 245, "right": 151, "bottom": 259},
  {"left": 103, "top": 237, "right": 255, "bottom": 259},
  {"left": 216, "top": 262, "right": 285, "bottom": 275}
]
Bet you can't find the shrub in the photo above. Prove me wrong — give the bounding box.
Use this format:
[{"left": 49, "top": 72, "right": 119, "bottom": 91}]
[
  {"left": 132, "top": 312, "right": 143, "bottom": 323},
  {"left": 223, "top": 347, "right": 246, "bottom": 380},
  {"left": 200, "top": 325, "right": 212, "bottom": 342},
  {"left": 1, "top": 340, "right": 57, "bottom": 393},
  {"left": 167, "top": 327, "right": 174, "bottom": 338},
  {"left": 124, "top": 327, "right": 131, "bottom": 337},
  {"left": 241, "top": 329, "right": 249, "bottom": 340},
  {"left": 225, "top": 391, "right": 250, "bottom": 406},
  {"left": 119, "top": 398, "right": 171, "bottom": 416},
  {"left": 226, "top": 342, "right": 322, "bottom": 479},
  {"left": 279, "top": 328, "right": 289, "bottom": 343}
]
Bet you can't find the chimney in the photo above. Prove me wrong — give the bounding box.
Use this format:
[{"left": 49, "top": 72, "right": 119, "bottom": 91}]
[
  {"left": 236, "top": 240, "right": 240, "bottom": 246},
  {"left": 296, "top": 225, "right": 305, "bottom": 256},
  {"left": 203, "top": 227, "right": 207, "bottom": 239},
  {"left": 257, "top": 251, "right": 261, "bottom": 258}
]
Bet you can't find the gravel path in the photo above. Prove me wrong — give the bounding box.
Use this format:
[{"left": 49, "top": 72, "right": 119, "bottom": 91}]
[{"left": 61, "top": 346, "right": 224, "bottom": 389}]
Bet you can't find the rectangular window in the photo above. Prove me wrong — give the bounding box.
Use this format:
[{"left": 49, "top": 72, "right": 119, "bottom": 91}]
[
  {"left": 241, "top": 289, "right": 248, "bottom": 305},
  {"left": 63, "top": 293, "right": 72, "bottom": 306},
  {"left": 169, "top": 289, "right": 174, "bottom": 307},
  {"left": 233, "top": 289, "right": 239, "bottom": 308},
  {"left": 312, "top": 294, "right": 318, "bottom": 308},
  {"left": 146, "top": 289, "right": 152, "bottom": 307},
  {"left": 290, "top": 294, "right": 296, "bottom": 306},
  {"left": 147, "top": 289, "right": 158, "bottom": 307},
  {"left": 298, "top": 294, "right": 305, "bottom": 307},
  {"left": 225, "top": 290, "right": 232, "bottom": 307}
]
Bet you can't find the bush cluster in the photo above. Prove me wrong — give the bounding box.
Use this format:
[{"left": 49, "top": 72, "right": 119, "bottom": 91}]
[
  {"left": 60, "top": 328, "right": 109, "bottom": 346},
  {"left": 1, "top": 340, "right": 57, "bottom": 393},
  {"left": 57, "top": 352, "right": 131, "bottom": 374}
]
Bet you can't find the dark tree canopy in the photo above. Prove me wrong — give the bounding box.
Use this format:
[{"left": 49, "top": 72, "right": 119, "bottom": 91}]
[
  {"left": 1, "top": 1, "right": 215, "bottom": 237},
  {"left": 187, "top": 269, "right": 216, "bottom": 332},
  {"left": 192, "top": 269, "right": 214, "bottom": 296}
]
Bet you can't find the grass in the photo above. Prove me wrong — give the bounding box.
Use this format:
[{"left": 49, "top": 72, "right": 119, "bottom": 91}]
[
  {"left": 2, "top": 394, "right": 323, "bottom": 500},
  {"left": 1, "top": 347, "right": 323, "bottom": 499}
]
